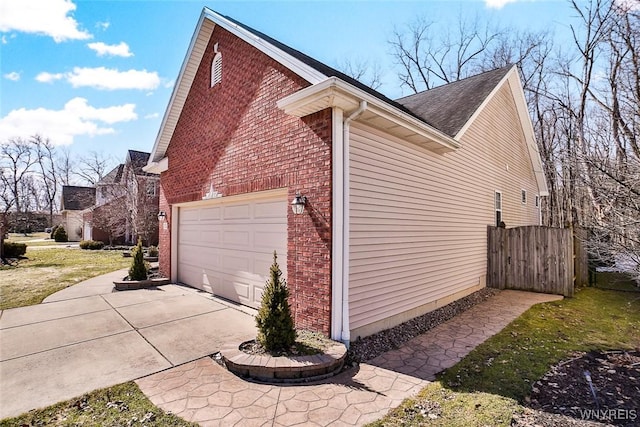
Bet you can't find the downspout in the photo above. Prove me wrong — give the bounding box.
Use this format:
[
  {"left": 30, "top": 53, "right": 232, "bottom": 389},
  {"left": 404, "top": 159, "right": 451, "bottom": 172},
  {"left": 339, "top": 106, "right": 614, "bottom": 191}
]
[{"left": 340, "top": 100, "right": 367, "bottom": 347}]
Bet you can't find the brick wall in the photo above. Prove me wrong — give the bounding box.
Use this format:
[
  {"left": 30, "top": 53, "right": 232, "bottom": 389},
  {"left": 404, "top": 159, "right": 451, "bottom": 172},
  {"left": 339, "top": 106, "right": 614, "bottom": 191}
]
[{"left": 158, "top": 25, "right": 333, "bottom": 334}]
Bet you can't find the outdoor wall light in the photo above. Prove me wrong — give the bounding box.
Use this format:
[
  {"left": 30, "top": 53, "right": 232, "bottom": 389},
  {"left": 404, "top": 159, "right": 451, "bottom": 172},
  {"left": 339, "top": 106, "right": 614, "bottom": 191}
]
[
  {"left": 291, "top": 193, "right": 307, "bottom": 215},
  {"left": 157, "top": 211, "right": 167, "bottom": 221}
]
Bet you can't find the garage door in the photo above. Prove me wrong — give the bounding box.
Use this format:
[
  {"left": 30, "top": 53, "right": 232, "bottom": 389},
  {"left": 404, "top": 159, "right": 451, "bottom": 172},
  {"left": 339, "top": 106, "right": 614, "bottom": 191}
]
[{"left": 176, "top": 192, "right": 287, "bottom": 308}]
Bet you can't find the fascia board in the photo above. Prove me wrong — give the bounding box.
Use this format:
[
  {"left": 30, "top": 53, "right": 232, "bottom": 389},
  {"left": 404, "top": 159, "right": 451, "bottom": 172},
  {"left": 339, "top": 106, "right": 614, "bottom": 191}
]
[
  {"left": 143, "top": 157, "right": 168, "bottom": 174},
  {"left": 507, "top": 72, "right": 549, "bottom": 196},
  {"left": 147, "top": 10, "right": 213, "bottom": 165},
  {"left": 454, "top": 66, "right": 515, "bottom": 141},
  {"left": 278, "top": 77, "right": 461, "bottom": 151},
  {"left": 204, "top": 8, "right": 326, "bottom": 84}
]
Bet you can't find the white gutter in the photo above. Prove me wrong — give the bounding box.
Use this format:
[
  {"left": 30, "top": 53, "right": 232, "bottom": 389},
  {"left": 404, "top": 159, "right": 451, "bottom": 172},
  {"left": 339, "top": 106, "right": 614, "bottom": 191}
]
[{"left": 339, "top": 101, "right": 367, "bottom": 347}]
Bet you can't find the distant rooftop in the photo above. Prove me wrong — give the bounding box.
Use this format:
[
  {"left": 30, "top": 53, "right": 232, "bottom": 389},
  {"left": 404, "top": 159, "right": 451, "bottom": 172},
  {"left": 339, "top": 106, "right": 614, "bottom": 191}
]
[{"left": 61, "top": 186, "right": 95, "bottom": 211}]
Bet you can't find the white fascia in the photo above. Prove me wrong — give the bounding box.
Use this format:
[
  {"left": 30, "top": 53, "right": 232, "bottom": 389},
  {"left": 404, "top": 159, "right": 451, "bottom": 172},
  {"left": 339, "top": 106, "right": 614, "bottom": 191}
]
[
  {"left": 277, "top": 77, "right": 461, "bottom": 153},
  {"left": 143, "top": 157, "right": 168, "bottom": 174}
]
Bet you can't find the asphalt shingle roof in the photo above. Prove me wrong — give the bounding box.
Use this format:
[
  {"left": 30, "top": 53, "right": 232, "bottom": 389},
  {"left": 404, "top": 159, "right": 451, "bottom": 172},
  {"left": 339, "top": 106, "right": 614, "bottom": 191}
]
[
  {"left": 61, "top": 186, "right": 96, "bottom": 211},
  {"left": 98, "top": 164, "right": 124, "bottom": 185},
  {"left": 224, "top": 13, "right": 511, "bottom": 138},
  {"left": 127, "top": 150, "right": 152, "bottom": 176},
  {"left": 396, "top": 66, "right": 512, "bottom": 137}
]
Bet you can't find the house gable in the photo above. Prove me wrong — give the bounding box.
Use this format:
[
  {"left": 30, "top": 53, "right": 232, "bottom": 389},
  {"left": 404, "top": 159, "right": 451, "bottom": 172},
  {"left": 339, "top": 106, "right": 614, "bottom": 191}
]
[{"left": 158, "top": 22, "right": 333, "bottom": 334}]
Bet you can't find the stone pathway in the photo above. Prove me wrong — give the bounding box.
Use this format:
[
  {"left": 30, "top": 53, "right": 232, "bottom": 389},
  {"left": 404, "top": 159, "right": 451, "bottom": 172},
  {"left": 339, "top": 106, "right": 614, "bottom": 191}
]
[
  {"left": 136, "top": 290, "right": 563, "bottom": 426},
  {"left": 369, "top": 290, "right": 563, "bottom": 380}
]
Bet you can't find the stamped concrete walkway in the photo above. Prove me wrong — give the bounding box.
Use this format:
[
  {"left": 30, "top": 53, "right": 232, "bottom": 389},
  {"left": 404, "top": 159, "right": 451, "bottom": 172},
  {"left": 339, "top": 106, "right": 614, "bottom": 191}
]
[{"left": 137, "top": 290, "right": 562, "bottom": 426}]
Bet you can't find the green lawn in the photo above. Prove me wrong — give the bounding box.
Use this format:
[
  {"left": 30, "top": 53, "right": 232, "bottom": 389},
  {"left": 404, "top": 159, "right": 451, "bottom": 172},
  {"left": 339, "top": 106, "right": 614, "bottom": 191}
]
[
  {"left": 370, "top": 286, "right": 640, "bottom": 426},
  {"left": 0, "top": 247, "right": 131, "bottom": 309},
  {"left": 0, "top": 382, "right": 196, "bottom": 427},
  {"left": 5, "top": 232, "right": 70, "bottom": 247}
]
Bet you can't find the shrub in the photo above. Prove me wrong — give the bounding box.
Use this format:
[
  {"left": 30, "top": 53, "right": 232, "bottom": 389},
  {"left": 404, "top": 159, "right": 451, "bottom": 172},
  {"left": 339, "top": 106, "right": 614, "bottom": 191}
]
[
  {"left": 147, "top": 245, "right": 159, "bottom": 257},
  {"left": 3, "top": 242, "right": 27, "bottom": 258},
  {"left": 50, "top": 225, "right": 58, "bottom": 239},
  {"left": 255, "top": 251, "right": 296, "bottom": 352},
  {"left": 53, "top": 225, "right": 68, "bottom": 242},
  {"left": 79, "top": 240, "right": 105, "bottom": 250},
  {"left": 128, "top": 239, "right": 148, "bottom": 281}
]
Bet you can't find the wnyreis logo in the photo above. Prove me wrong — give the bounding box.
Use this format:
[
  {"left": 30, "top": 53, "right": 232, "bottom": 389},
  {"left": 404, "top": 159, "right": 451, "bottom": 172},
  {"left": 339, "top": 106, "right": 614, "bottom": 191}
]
[{"left": 578, "top": 408, "right": 637, "bottom": 422}]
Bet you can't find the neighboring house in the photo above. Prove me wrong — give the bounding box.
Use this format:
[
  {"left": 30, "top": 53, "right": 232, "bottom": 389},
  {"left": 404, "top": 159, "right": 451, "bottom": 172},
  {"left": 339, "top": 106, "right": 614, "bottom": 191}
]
[
  {"left": 144, "top": 9, "right": 548, "bottom": 343},
  {"left": 87, "top": 150, "right": 160, "bottom": 245},
  {"left": 60, "top": 186, "right": 96, "bottom": 241}
]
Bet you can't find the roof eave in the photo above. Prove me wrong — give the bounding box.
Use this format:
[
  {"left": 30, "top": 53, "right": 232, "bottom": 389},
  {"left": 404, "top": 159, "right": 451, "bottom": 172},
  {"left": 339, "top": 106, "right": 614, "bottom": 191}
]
[
  {"left": 278, "top": 77, "right": 460, "bottom": 153},
  {"left": 143, "top": 157, "right": 168, "bottom": 174}
]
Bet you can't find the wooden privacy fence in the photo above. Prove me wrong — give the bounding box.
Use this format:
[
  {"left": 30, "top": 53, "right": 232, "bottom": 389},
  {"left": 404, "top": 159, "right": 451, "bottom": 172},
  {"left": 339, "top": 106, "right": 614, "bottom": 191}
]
[{"left": 487, "top": 226, "right": 586, "bottom": 297}]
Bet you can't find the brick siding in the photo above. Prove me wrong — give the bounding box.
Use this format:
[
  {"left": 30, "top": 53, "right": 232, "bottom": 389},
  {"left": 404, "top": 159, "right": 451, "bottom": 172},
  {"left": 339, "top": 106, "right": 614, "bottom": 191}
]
[{"left": 158, "top": 26, "right": 333, "bottom": 334}]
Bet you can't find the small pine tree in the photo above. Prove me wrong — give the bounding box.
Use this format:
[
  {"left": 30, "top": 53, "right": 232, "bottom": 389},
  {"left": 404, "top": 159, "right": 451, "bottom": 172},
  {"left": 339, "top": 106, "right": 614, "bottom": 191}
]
[
  {"left": 255, "top": 251, "right": 296, "bottom": 352},
  {"left": 128, "top": 239, "right": 148, "bottom": 281},
  {"left": 50, "top": 225, "right": 58, "bottom": 239},
  {"left": 53, "top": 225, "right": 68, "bottom": 242}
]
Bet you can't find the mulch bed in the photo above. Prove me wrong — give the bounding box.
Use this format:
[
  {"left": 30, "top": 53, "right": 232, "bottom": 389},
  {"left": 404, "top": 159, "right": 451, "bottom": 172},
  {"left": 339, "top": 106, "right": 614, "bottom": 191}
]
[{"left": 523, "top": 350, "right": 640, "bottom": 426}]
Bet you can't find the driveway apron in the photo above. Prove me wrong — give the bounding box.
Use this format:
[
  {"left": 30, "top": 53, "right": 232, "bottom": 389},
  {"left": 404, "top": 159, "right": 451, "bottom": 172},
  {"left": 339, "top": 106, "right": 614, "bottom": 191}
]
[{"left": 0, "top": 282, "right": 256, "bottom": 419}]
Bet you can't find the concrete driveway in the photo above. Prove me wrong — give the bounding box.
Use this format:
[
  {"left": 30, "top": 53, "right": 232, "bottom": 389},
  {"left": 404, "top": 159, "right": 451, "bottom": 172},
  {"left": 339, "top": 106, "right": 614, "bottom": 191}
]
[{"left": 0, "top": 279, "right": 257, "bottom": 419}]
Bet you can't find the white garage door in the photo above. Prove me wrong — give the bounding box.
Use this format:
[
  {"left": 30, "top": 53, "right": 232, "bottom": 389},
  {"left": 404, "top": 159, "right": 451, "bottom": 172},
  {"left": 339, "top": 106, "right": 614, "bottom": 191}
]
[{"left": 176, "top": 192, "right": 287, "bottom": 308}]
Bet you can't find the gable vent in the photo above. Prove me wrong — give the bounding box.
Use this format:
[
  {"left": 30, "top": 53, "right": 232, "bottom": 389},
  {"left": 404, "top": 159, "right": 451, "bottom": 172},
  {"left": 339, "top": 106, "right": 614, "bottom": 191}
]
[{"left": 211, "top": 51, "right": 222, "bottom": 87}]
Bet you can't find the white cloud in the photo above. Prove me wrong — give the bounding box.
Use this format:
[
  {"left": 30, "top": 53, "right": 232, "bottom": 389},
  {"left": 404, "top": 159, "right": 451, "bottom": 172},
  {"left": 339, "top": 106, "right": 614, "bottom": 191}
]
[
  {"left": 4, "top": 72, "right": 20, "bottom": 81},
  {"left": 485, "top": 0, "right": 520, "bottom": 9},
  {"left": 35, "top": 67, "right": 160, "bottom": 90},
  {"left": 0, "top": 97, "right": 137, "bottom": 145},
  {"left": 144, "top": 113, "right": 159, "bottom": 119},
  {"left": 95, "top": 21, "right": 110, "bottom": 31},
  {"left": 67, "top": 67, "right": 160, "bottom": 90},
  {"left": 35, "top": 72, "right": 64, "bottom": 83},
  {"left": 163, "top": 79, "right": 175, "bottom": 89},
  {"left": 87, "top": 41, "right": 133, "bottom": 57},
  {"left": 0, "top": 0, "right": 91, "bottom": 42}
]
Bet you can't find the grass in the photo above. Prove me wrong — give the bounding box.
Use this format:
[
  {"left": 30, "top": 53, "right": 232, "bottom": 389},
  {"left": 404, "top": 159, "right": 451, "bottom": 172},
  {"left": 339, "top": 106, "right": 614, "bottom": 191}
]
[
  {"left": 369, "top": 287, "right": 640, "bottom": 426},
  {"left": 0, "top": 382, "right": 196, "bottom": 427},
  {"left": 594, "top": 271, "right": 639, "bottom": 292},
  {"left": 5, "top": 232, "right": 69, "bottom": 247},
  {"left": 0, "top": 247, "right": 131, "bottom": 309}
]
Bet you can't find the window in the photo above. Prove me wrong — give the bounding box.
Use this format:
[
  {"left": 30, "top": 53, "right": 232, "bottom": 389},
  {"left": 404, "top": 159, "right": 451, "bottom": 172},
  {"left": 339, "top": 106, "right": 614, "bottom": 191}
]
[
  {"left": 211, "top": 43, "right": 222, "bottom": 87},
  {"left": 146, "top": 181, "right": 156, "bottom": 196},
  {"left": 495, "top": 191, "right": 503, "bottom": 227},
  {"left": 521, "top": 189, "right": 527, "bottom": 204}
]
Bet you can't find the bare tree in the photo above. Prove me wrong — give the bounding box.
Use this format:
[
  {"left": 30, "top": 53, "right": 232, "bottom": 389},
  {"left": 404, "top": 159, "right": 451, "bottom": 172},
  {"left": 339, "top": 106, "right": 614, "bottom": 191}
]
[
  {"left": 76, "top": 151, "right": 114, "bottom": 186},
  {"left": 0, "top": 138, "right": 38, "bottom": 216},
  {"left": 337, "top": 58, "right": 383, "bottom": 90},
  {"left": 57, "top": 146, "right": 75, "bottom": 186},
  {"left": 389, "top": 13, "right": 507, "bottom": 92},
  {"left": 32, "top": 135, "right": 58, "bottom": 227}
]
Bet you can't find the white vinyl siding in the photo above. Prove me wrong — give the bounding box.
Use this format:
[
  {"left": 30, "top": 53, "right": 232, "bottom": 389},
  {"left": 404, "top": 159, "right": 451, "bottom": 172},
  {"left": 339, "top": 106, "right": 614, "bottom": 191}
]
[{"left": 349, "top": 82, "right": 541, "bottom": 334}]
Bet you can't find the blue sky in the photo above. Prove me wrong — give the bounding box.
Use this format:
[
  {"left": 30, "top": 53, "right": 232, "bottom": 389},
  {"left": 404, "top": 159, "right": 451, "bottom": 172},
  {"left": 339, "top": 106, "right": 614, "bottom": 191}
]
[{"left": 0, "top": 0, "right": 577, "bottom": 166}]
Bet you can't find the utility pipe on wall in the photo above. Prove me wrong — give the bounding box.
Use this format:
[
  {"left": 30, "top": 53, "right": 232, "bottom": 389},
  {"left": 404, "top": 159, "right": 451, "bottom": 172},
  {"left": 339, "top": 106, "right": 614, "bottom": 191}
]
[{"left": 340, "top": 100, "right": 367, "bottom": 347}]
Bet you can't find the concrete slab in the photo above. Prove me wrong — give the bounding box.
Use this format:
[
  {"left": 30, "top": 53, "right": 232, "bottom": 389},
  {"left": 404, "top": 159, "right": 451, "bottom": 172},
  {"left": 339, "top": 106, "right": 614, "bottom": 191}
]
[
  {"left": 139, "top": 308, "right": 257, "bottom": 365},
  {"left": 0, "top": 309, "right": 132, "bottom": 361},
  {"left": 114, "top": 294, "right": 228, "bottom": 329},
  {"left": 0, "top": 296, "right": 111, "bottom": 329},
  {"left": 0, "top": 331, "right": 171, "bottom": 419},
  {"left": 42, "top": 269, "right": 126, "bottom": 303},
  {"left": 102, "top": 284, "right": 194, "bottom": 308}
]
